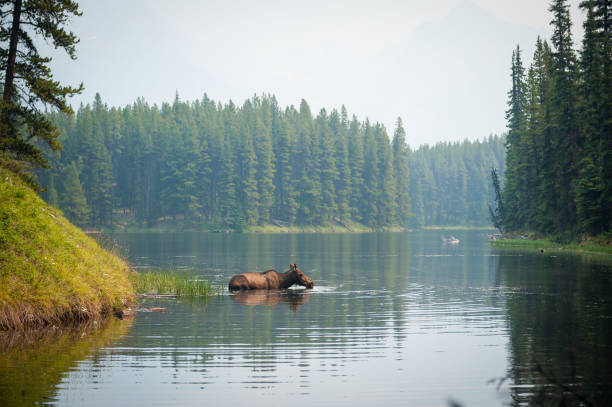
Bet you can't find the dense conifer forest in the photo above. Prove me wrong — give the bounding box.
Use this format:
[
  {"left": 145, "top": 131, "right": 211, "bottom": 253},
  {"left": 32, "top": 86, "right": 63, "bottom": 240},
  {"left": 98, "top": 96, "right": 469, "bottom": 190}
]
[
  {"left": 38, "top": 94, "right": 504, "bottom": 230},
  {"left": 496, "top": 0, "right": 611, "bottom": 237}
]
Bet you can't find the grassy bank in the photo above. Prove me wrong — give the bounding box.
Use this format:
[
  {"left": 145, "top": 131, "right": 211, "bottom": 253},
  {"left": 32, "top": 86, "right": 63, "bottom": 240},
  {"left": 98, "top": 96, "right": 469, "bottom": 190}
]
[
  {"left": 491, "top": 235, "right": 612, "bottom": 255},
  {"left": 0, "top": 168, "right": 134, "bottom": 330},
  {"left": 130, "top": 271, "right": 218, "bottom": 296}
]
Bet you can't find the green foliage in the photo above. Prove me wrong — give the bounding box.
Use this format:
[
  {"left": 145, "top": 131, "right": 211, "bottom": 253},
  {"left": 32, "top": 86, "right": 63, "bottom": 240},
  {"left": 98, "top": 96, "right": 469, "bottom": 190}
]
[
  {"left": 502, "top": 0, "right": 611, "bottom": 236},
  {"left": 41, "top": 92, "right": 505, "bottom": 230},
  {"left": 407, "top": 135, "right": 506, "bottom": 227},
  {"left": 59, "top": 162, "right": 89, "bottom": 226},
  {"left": 489, "top": 168, "right": 505, "bottom": 233},
  {"left": 0, "top": 0, "right": 83, "bottom": 183}
]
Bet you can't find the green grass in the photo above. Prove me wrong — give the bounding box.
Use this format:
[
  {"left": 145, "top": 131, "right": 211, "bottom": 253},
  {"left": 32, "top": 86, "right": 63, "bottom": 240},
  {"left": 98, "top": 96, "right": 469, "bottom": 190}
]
[
  {"left": 0, "top": 167, "right": 134, "bottom": 330},
  {"left": 130, "top": 271, "right": 218, "bottom": 297},
  {"left": 491, "top": 235, "right": 612, "bottom": 255}
]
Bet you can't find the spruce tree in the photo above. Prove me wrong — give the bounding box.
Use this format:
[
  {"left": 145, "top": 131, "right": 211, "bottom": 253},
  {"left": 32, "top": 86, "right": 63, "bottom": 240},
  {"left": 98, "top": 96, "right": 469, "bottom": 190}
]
[
  {"left": 0, "top": 0, "right": 83, "bottom": 185},
  {"left": 330, "top": 108, "right": 351, "bottom": 220},
  {"left": 503, "top": 46, "right": 528, "bottom": 231},
  {"left": 576, "top": 0, "right": 609, "bottom": 233},
  {"left": 315, "top": 109, "right": 338, "bottom": 222},
  {"left": 60, "top": 162, "right": 89, "bottom": 226},
  {"left": 392, "top": 118, "right": 411, "bottom": 226},
  {"left": 253, "top": 101, "right": 275, "bottom": 224},
  {"left": 549, "top": 0, "right": 580, "bottom": 232}
]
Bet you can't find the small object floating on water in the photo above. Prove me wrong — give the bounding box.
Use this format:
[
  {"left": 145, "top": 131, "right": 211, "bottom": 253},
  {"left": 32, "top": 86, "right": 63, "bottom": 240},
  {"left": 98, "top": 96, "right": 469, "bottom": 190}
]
[
  {"left": 442, "top": 236, "right": 460, "bottom": 244},
  {"left": 539, "top": 248, "right": 545, "bottom": 253}
]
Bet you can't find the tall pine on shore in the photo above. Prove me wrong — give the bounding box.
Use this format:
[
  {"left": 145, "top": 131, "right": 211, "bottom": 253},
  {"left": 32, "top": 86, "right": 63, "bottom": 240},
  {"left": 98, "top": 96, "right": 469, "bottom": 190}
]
[
  {"left": 0, "top": 0, "right": 83, "bottom": 186},
  {"left": 499, "top": 0, "right": 611, "bottom": 237}
]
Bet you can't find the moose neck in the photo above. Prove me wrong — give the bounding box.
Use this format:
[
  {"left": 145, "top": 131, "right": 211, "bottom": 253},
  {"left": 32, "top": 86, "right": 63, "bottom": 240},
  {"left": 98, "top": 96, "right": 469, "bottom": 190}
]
[{"left": 277, "top": 269, "right": 297, "bottom": 289}]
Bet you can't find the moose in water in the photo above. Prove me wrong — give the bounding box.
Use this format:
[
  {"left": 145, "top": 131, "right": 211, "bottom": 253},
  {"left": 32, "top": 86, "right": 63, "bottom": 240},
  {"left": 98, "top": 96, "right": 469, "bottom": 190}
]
[{"left": 228, "top": 264, "right": 314, "bottom": 291}]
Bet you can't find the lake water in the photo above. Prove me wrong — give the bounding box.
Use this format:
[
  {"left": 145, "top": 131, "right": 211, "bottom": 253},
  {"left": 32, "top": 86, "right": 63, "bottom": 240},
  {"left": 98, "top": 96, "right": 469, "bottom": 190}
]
[{"left": 1, "top": 230, "right": 611, "bottom": 406}]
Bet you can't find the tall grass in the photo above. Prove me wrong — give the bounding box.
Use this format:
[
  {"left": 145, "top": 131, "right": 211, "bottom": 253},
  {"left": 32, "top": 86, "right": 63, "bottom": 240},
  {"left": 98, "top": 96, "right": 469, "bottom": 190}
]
[
  {"left": 0, "top": 167, "right": 134, "bottom": 330},
  {"left": 130, "top": 271, "right": 218, "bottom": 297}
]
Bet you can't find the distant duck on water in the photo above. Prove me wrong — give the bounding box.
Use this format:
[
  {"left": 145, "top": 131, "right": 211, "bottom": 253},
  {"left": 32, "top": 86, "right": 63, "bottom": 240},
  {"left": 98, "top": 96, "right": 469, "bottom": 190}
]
[{"left": 442, "top": 235, "right": 460, "bottom": 245}]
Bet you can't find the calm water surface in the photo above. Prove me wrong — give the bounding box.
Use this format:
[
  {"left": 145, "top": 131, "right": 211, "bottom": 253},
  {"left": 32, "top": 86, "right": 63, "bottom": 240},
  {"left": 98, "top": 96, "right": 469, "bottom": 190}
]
[{"left": 1, "top": 230, "right": 611, "bottom": 406}]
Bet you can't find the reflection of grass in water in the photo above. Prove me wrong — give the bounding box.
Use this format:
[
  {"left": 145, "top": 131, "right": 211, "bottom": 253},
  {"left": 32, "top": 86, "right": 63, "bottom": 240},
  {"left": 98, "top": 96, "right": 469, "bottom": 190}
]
[
  {"left": 0, "top": 317, "right": 133, "bottom": 406},
  {"left": 130, "top": 270, "right": 219, "bottom": 297}
]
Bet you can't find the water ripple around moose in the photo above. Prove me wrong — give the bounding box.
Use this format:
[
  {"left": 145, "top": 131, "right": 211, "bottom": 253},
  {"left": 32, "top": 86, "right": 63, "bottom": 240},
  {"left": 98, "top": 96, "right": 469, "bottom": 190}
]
[{"left": 1, "top": 230, "right": 611, "bottom": 406}]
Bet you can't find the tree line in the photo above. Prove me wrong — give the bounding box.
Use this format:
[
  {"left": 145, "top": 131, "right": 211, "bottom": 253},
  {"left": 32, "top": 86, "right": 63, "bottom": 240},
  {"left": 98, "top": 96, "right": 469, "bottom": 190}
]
[
  {"left": 496, "top": 0, "right": 611, "bottom": 237},
  {"left": 38, "top": 93, "right": 505, "bottom": 230}
]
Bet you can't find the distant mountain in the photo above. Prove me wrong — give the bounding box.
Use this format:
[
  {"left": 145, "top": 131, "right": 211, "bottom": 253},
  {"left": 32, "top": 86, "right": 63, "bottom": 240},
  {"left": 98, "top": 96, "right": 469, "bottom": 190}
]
[{"left": 385, "top": 0, "right": 542, "bottom": 146}]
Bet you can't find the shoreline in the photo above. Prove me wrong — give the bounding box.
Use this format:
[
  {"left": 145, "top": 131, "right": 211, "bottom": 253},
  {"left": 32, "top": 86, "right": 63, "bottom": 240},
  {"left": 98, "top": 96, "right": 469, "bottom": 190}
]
[
  {"left": 491, "top": 236, "right": 612, "bottom": 256},
  {"left": 89, "top": 224, "right": 495, "bottom": 234}
]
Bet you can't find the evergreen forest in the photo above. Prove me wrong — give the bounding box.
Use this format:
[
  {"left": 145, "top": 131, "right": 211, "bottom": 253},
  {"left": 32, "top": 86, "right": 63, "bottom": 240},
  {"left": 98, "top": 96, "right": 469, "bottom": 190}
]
[
  {"left": 498, "top": 0, "right": 611, "bottom": 237},
  {"left": 38, "top": 94, "right": 504, "bottom": 230}
]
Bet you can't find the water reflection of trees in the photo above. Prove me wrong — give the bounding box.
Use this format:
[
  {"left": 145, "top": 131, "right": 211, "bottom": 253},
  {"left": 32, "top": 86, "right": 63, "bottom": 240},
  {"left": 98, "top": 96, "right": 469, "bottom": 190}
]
[
  {"left": 497, "top": 250, "right": 612, "bottom": 406},
  {"left": 0, "top": 318, "right": 133, "bottom": 407}
]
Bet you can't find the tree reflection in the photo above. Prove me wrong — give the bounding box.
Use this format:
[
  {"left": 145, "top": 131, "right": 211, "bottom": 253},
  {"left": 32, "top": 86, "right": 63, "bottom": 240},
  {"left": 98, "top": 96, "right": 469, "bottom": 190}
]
[
  {"left": 0, "top": 318, "right": 133, "bottom": 406},
  {"left": 496, "top": 250, "right": 612, "bottom": 406}
]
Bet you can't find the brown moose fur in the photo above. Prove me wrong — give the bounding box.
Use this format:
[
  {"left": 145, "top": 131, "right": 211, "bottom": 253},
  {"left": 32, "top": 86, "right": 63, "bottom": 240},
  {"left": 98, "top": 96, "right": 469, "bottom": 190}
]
[{"left": 228, "top": 264, "right": 313, "bottom": 291}]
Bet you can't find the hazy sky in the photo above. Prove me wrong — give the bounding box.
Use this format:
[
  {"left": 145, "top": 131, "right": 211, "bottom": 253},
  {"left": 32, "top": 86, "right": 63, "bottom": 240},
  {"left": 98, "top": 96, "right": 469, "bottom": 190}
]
[{"left": 49, "top": 0, "right": 586, "bottom": 147}]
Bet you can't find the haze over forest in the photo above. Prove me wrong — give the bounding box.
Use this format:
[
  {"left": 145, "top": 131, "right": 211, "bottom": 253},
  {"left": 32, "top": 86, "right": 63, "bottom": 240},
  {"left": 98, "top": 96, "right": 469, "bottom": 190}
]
[{"left": 49, "top": 0, "right": 586, "bottom": 147}]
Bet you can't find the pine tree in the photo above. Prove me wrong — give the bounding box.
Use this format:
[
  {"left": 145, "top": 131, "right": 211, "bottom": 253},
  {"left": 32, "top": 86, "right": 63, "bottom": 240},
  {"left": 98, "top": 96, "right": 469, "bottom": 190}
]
[
  {"left": 347, "top": 115, "right": 364, "bottom": 222},
  {"left": 237, "top": 100, "right": 259, "bottom": 224},
  {"left": 392, "top": 117, "right": 411, "bottom": 226},
  {"left": 489, "top": 168, "right": 505, "bottom": 233},
  {"left": 330, "top": 108, "right": 351, "bottom": 220},
  {"left": 0, "top": 0, "right": 83, "bottom": 185},
  {"left": 274, "top": 113, "right": 298, "bottom": 223},
  {"left": 576, "top": 0, "right": 609, "bottom": 233},
  {"left": 253, "top": 100, "right": 275, "bottom": 224},
  {"left": 60, "top": 162, "right": 90, "bottom": 226},
  {"left": 46, "top": 175, "right": 59, "bottom": 208},
  {"left": 374, "top": 124, "right": 396, "bottom": 226},
  {"left": 549, "top": 0, "right": 580, "bottom": 232},
  {"left": 503, "top": 46, "right": 528, "bottom": 231},
  {"left": 361, "top": 120, "right": 379, "bottom": 225},
  {"left": 295, "top": 100, "right": 320, "bottom": 224},
  {"left": 315, "top": 109, "right": 338, "bottom": 222}
]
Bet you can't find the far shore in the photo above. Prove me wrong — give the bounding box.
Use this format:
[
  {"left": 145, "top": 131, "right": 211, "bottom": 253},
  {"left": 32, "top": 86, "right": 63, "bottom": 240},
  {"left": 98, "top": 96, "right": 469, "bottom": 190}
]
[
  {"left": 491, "top": 236, "right": 612, "bottom": 256},
  {"left": 86, "top": 223, "right": 496, "bottom": 234}
]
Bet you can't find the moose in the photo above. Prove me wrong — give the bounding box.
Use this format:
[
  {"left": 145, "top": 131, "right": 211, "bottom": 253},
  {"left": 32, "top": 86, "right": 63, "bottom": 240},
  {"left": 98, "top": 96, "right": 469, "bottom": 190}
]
[{"left": 228, "top": 264, "right": 314, "bottom": 291}]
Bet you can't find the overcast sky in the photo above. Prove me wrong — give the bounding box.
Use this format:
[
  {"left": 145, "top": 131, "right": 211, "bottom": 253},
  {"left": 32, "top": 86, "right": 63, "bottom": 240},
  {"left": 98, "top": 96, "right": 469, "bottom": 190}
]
[{"left": 49, "top": 0, "right": 586, "bottom": 147}]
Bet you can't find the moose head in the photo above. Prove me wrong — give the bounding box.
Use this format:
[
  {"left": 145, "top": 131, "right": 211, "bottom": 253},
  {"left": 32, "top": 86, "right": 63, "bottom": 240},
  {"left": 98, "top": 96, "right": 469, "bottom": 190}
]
[{"left": 290, "top": 263, "right": 313, "bottom": 289}]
